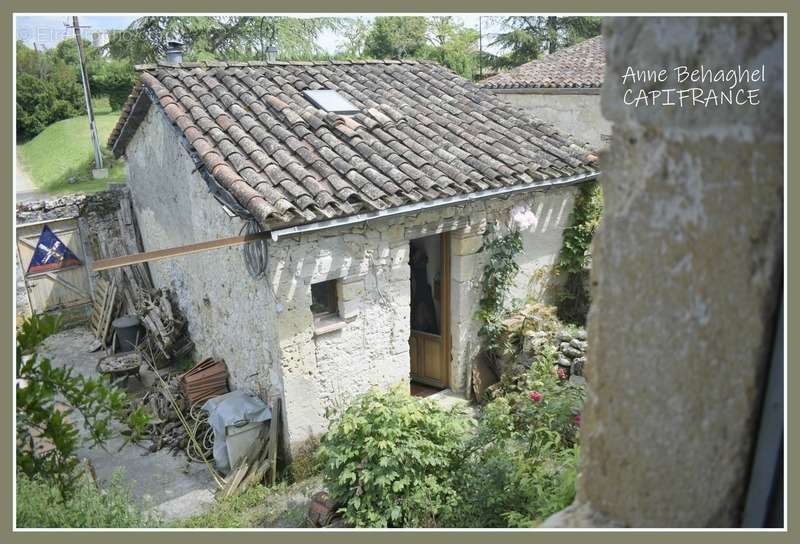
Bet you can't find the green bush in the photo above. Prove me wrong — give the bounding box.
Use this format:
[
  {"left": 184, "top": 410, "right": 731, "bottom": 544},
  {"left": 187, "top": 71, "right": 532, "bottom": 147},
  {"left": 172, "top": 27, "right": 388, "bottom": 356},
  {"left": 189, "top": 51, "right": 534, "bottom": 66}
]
[
  {"left": 16, "top": 312, "right": 62, "bottom": 354},
  {"left": 444, "top": 347, "right": 585, "bottom": 527},
  {"left": 16, "top": 469, "right": 156, "bottom": 528},
  {"left": 316, "top": 386, "right": 471, "bottom": 527}
]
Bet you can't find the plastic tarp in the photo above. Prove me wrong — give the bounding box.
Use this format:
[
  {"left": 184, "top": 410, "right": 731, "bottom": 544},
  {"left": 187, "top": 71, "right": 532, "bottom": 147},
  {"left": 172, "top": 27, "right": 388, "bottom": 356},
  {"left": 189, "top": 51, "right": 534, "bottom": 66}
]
[{"left": 202, "top": 390, "right": 271, "bottom": 471}]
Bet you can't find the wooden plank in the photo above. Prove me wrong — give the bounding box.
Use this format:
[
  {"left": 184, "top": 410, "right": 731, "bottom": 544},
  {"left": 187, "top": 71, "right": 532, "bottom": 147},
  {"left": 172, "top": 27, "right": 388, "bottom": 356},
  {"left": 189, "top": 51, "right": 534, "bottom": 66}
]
[
  {"left": 269, "top": 397, "right": 281, "bottom": 486},
  {"left": 441, "top": 232, "right": 452, "bottom": 388},
  {"left": 92, "top": 231, "right": 273, "bottom": 272}
]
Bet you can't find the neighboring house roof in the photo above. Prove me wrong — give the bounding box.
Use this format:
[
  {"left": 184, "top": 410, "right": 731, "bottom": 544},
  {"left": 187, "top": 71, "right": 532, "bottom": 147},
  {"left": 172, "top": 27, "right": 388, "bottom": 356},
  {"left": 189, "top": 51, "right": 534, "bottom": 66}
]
[
  {"left": 109, "top": 59, "right": 598, "bottom": 228},
  {"left": 481, "top": 36, "right": 605, "bottom": 90}
]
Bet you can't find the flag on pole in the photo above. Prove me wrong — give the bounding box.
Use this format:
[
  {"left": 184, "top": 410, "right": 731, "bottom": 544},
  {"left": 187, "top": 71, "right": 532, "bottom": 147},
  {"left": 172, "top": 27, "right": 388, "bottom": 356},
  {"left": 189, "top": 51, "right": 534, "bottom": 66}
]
[{"left": 27, "top": 225, "right": 82, "bottom": 274}]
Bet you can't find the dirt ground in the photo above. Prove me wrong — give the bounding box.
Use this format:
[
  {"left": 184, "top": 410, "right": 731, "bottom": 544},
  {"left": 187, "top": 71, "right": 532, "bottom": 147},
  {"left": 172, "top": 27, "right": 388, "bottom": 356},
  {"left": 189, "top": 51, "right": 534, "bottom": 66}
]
[{"left": 36, "top": 326, "right": 218, "bottom": 522}]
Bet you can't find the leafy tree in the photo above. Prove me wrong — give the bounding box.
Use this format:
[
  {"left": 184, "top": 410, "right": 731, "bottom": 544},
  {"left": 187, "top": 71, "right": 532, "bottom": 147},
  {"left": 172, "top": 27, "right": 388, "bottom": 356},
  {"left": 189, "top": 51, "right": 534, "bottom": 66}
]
[
  {"left": 335, "top": 18, "right": 372, "bottom": 58},
  {"left": 490, "top": 16, "right": 602, "bottom": 69},
  {"left": 89, "top": 59, "right": 136, "bottom": 110},
  {"left": 15, "top": 40, "right": 85, "bottom": 141},
  {"left": 108, "top": 16, "right": 342, "bottom": 63},
  {"left": 363, "top": 16, "right": 429, "bottom": 59},
  {"left": 425, "top": 17, "right": 481, "bottom": 80}
]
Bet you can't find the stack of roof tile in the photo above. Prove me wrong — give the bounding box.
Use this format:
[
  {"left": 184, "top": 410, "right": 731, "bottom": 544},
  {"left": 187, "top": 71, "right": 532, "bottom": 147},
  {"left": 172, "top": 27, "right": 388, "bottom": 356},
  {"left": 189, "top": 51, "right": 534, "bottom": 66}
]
[{"left": 179, "top": 358, "right": 230, "bottom": 408}]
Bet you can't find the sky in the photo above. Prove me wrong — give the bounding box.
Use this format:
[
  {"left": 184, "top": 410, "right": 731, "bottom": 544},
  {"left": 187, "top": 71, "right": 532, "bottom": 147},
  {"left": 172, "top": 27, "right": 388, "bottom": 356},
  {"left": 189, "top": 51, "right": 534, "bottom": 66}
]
[{"left": 15, "top": 14, "right": 504, "bottom": 55}]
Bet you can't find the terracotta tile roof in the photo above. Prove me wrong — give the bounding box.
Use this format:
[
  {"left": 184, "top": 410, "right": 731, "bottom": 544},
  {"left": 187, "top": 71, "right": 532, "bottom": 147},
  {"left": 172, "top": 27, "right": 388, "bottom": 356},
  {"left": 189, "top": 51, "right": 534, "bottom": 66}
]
[
  {"left": 109, "top": 59, "right": 599, "bottom": 227},
  {"left": 481, "top": 36, "right": 605, "bottom": 89}
]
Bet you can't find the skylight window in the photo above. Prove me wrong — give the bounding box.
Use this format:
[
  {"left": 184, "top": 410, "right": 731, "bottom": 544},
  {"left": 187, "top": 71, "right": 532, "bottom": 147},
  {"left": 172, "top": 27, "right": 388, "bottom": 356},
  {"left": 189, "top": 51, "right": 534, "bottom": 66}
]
[{"left": 303, "top": 89, "right": 359, "bottom": 115}]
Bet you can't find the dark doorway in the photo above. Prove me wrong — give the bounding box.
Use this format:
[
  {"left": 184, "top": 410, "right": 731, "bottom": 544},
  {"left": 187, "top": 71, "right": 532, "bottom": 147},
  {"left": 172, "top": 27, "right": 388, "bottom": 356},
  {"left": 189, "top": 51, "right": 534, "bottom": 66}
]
[{"left": 409, "top": 233, "right": 450, "bottom": 392}]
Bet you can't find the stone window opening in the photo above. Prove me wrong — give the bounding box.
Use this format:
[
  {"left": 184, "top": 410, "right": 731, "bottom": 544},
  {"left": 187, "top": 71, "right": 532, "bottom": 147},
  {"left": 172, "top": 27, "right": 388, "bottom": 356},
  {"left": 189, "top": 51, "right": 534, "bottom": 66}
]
[{"left": 311, "top": 279, "right": 346, "bottom": 335}]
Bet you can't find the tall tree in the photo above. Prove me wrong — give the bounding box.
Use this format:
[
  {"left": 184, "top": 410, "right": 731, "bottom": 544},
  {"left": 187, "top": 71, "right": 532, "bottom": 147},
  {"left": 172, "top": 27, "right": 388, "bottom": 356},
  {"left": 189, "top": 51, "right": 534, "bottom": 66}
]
[
  {"left": 490, "top": 16, "right": 601, "bottom": 68},
  {"left": 426, "top": 17, "right": 481, "bottom": 80},
  {"left": 336, "top": 18, "right": 372, "bottom": 58},
  {"left": 107, "top": 16, "right": 342, "bottom": 63},
  {"left": 363, "top": 16, "right": 429, "bottom": 59}
]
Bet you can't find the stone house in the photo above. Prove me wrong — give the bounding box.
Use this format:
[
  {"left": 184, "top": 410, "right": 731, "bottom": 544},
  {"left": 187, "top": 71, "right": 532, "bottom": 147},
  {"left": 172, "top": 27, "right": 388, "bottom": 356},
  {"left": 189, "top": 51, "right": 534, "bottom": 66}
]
[
  {"left": 481, "top": 36, "right": 611, "bottom": 151},
  {"left": 107, "top": 58, "right": 598, "bottom": 450}
]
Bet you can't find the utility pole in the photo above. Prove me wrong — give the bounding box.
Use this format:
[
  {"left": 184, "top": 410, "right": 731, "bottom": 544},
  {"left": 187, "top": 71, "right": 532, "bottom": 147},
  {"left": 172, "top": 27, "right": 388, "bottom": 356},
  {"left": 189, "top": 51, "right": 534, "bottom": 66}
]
[
  {"left": 70, "top": 16, "right": 106, "bottom": 176},
  {"left": 478, "top": 16, "right": 483, "bottom": 80}
]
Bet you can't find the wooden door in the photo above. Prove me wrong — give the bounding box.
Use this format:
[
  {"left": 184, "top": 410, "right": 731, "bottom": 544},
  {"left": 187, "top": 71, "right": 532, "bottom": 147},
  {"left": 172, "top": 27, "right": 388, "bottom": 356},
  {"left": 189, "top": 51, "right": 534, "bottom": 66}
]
[
  {"left": 410, "top": 233, "right": 450, "bottom": 388},
  {"left": 16, "top": 218, "right": 92, "bottom": 314}
]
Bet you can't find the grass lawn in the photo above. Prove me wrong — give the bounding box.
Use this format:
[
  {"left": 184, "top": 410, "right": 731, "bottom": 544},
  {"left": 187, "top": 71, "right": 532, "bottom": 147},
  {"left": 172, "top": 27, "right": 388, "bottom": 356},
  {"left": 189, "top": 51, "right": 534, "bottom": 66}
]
[{"left": 17, "top": 97, "right": 128, "bottom": 195}]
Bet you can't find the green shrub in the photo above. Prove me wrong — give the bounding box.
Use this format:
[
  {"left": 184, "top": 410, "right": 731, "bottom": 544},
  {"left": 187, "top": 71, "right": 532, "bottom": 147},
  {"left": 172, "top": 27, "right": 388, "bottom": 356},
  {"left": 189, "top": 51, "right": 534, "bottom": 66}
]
[
  {"left": 16, "top": 312, "right": 62, "bottom": 354},
  {"left": 90, "top": 59, "right": 136, "bottom": 110},
  {"left": 16, "top": 469, "right": 156, "bottom": 528},
  {"left": 316, "top": 386, "right": 471, "bottom": 527},
  {"left": 445, "top": 346, "right": 586, "bottom": 527}
]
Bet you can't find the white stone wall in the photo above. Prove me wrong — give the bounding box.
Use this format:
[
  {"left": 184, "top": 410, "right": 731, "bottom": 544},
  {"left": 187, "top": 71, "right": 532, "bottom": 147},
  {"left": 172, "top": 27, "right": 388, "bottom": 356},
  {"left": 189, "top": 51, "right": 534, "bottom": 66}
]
[
  {"left": 125, "top": 105, "right": 579, "bottom": 451},
  {"left": 125, "top": 108, "right": 281, "bottom": 398},
  {"left": 495, "top": 91, "right": 611, "bottom": 152}
]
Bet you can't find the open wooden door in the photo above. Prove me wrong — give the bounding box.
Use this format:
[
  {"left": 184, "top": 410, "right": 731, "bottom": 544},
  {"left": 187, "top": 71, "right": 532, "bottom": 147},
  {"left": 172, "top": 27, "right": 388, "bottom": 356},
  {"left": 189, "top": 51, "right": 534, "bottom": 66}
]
[{"left": 409, "top": 232, "right": 450, "bottom": 389}]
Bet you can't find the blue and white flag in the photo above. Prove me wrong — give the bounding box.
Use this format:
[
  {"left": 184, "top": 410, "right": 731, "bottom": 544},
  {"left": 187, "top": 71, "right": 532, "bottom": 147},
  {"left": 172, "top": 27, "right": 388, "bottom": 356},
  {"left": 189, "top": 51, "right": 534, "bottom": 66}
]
[{"left": 27, "top": 225, "right": 81, "bottom": 274}]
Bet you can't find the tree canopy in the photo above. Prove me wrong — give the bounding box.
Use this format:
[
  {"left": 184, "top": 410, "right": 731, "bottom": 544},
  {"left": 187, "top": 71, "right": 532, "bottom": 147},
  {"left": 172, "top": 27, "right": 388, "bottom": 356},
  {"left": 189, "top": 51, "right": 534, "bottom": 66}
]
[{"left": 489, "top": 16, "right": 602, "bottom": 69}]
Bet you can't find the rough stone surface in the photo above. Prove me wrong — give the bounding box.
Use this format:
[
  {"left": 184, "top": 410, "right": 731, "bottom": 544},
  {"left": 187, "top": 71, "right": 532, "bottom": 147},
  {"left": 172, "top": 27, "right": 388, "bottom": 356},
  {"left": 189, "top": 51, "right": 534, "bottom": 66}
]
[{"left": 547, "top": 17, "right": 783, "bottom": 528}]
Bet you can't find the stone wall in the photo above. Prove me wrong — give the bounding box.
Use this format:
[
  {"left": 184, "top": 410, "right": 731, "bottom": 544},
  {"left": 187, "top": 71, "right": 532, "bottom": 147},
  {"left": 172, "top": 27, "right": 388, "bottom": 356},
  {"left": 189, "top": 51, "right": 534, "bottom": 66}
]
[
  {"left": 125, "top": 104, "right": 582, "bottom": 451},
  {"left": 545, "top": 17, "right": 783, "bottom": 527},
  {"left": 494, "top": 91, "right": 611, "bottom": 152},
  {"left": 126, "top": 107, "right": 281, "bottom": 399}
]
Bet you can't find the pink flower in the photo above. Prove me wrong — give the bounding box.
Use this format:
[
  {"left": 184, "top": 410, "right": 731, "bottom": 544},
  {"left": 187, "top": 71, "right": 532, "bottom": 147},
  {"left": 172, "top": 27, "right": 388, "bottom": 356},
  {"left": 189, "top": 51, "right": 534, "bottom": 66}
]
[
  {"left": 528, "top": 390, "right": 543, "bottom": 403},
  {"left": 557, "top": 367, "right": 568, "bottom": 380},
  {"left": 574, "top": 414, "right": 582, "bottom": 426}
]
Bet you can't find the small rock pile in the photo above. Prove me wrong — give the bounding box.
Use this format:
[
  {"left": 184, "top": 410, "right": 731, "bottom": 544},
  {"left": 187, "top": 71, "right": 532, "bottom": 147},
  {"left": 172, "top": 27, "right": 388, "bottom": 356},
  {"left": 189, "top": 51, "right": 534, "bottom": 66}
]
[
  {"left": 556, "top": 329, "right": 588, "bottom": 378},
  {"left": 521, "top": 327, "right": 588, "bottom": 381}
]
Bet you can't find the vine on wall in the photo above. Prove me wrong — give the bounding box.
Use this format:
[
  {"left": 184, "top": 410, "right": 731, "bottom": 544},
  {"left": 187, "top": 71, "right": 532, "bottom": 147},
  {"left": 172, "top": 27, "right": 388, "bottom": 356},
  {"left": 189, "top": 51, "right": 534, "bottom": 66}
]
[
  {"left": 476, "top": 224, "right": 523, "bottom": 357},
  {"left": 556, "top": 181, "right": 604, "bottom": 324}
]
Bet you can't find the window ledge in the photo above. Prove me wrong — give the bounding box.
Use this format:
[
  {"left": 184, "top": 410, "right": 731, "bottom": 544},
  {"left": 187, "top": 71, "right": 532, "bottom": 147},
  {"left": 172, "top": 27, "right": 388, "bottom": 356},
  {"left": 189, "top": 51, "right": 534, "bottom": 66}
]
[{"left": 313, "top": 315, "right": 347, "bottom": 336}]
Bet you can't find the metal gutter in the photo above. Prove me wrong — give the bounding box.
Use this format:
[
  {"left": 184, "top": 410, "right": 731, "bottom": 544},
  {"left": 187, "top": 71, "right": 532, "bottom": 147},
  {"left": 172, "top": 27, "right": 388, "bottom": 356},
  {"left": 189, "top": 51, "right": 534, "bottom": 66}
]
[{"left": 269, "top": 170, "right": 600, "bottom": 241}]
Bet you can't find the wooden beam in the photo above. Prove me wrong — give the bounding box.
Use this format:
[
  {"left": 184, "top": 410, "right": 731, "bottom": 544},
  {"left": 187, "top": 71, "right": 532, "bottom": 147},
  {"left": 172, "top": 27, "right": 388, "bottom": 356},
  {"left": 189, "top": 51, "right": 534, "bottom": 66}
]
[{"left": 91, "top": 231, "right": 271, "bottom": 272}]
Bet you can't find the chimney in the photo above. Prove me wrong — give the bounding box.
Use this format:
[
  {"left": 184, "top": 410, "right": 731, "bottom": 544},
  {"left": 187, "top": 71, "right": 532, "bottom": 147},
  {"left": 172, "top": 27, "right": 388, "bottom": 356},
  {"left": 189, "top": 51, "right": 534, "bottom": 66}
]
[
  {"left": 266, "top": 45, "right": 278, "bottom": 63},
  {"left": 165, "top": 39, "right": 184, "bottom": 63}
]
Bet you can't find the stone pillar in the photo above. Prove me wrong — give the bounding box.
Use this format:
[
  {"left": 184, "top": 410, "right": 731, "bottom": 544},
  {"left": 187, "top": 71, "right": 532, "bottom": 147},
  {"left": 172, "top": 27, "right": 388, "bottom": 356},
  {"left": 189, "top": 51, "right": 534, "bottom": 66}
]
[
  {"left": 545, "top": 17, "right": 783, "bottom": 527},
  {"left": 449, "top": 222, "right": 487, "bottom": 394}
]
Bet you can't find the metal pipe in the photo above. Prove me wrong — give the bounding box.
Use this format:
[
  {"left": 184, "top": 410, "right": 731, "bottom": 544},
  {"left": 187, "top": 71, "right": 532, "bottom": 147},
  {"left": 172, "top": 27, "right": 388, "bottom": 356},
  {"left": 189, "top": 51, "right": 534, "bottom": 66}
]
[{"left": 269, "top": 171, "right": 599, "bottom": 241}]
